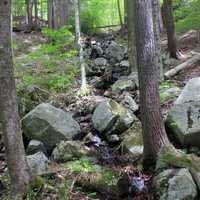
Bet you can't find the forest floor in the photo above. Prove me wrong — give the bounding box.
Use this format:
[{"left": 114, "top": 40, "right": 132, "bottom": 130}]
[{"left": 1, "top": 30, "right": 200, "bottom": 200}]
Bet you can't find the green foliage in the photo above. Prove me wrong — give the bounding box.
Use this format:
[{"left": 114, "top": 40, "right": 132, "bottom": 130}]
[
  {"left": 175, "top": 0, "right": 200, "bottom": 32},
  {"left": 15, "top": 27, "right": 79, "bottom": 92}
]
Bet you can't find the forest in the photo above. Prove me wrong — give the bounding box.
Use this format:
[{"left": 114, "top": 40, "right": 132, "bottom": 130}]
[{"left": 1, "top": 0, "right": 200, "bottom": 199}]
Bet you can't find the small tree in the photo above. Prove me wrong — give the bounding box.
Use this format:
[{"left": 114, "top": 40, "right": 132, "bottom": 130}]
[{"left": 0, "top": 0, "right": 31, "bottom": 198}]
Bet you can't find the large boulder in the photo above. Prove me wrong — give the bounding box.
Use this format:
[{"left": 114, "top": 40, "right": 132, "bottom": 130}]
[
  {"left": 27, "top": 152, "right": 49, "bottom": 175},
  {"left": 175, "top": 77, "right": 200, "bottom": 104},
  {"left": 22, "top": 103, "right": 81, "bottom": 152},
  {"left": 105, "top": 41, "right": 125, "bottom": 63},
  {"left": 121, "top": 119, "right": 143, "bottom": 157},
  {"left": 52, "top": 141, "right": 93, "bottom": 162},
  {"left": 92, "top": 99, "right": 136, "bottom": 136},
  {"left": 111, "top": 78, "right": 137, "bottom": 93},
  {"left": 153, "top": 168, "right": 197, "bottom": 200},
  {"left": 166, "top": 102, "right": 200, "bottom": 147}
]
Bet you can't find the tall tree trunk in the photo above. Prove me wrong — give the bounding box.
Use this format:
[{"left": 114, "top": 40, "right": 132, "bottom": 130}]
[
  {"left": 135, "top": 0, "right": 169, "bottom": 167},
  {"left": 127, "top": 0, "right": 137, "bottom": 72},
  {"left": 60, "top": 0, "right": 69, "bottom": 27},
  {"left": 163, "top": 0, "right": 178, "bottom": 58},
  {"left": 124, "top": 0, "right": 128, "bottom": 27},
  {"left": 152, "top": 0, "right": 164, "bottom": 80},
  {"left": 34, "top": 0, "right": 38, "bottom": 26},
  {"left": 0, "top": 0, "right": 31, "bottom": 198},
  {"left": 48, "top": 0, "right": 54, "bottom": 28},
  {"left": 74, "top": 0, "right": 88, "bottom": 94},
  {"left": 117, "top": 0, "right": 124, "bottom": 31},
  {"left": 26, "top": 0, "right": 33, "bottom": 28}
]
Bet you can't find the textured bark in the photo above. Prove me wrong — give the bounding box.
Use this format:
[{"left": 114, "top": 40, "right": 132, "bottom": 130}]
[
  {"left": 152, "top": 0, "right": 164, "bottom": 80},
  {"left": 163, "top": 0, "right": 178, "bottom": 58},
  {"left": 0, "top": 0, "right": 31, "bottom": 197},
  {"left": 127, "top": 0, "right": 137, "bottom": 72},
  {"left": 48, "top": 0, "right": 54, "bottom": 28},
  {"left": 34, "top": 0, "right": 38, "bottom": 25},
  {"left": 135, "top": 0, "right": 169, "bottom": 167}
]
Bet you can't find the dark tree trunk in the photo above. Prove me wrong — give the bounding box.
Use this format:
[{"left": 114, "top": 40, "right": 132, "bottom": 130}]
[
  {"left": 48, "top": 0, "right": 54, "bottom": 28},
  {"left": 135, "top": 0, "right": 169, "bottom": 167},
  {"left": 163, "top": 0, "right": 178, "bottom": 58},
  {"left": 0, "top": 0, "right": 31, "bottom": 197},
  {"left": 26, "top": 0, "right": 34, "bottom": 28},
  {"left": 127, "top": 0, "right": 137, "bottom": 72},
  {"left": 34, "top": 0, "right": 38, "bottom": 26}
]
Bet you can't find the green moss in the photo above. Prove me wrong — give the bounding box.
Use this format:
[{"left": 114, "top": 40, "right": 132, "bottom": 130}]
[{"left": 101, "top": 170, "right": 114, "bottom": 185}]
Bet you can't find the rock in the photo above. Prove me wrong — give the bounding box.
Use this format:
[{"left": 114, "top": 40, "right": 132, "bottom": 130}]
[
  {"left": 175, "top": 77, "right": 200, "bottom": 104},
  {"left": 121, "top": 120, "right": 143, "bottom": 157},
  {"left": 94, "top": 58, "right": 107, "bottom": 66},
  {"left": 27, "top": 152, "right": 49, "bottom": 175},
  {"left": 92, "top": 99, "right": 136, "bottom": 136},
  {"left": 111, "top": 79, "right": 137, "bottom": 93},
  {"left": 26, "top": 140, "right": 47, "bottom": 156},
  {"left": 128, "top": 72, "right": 139, "bottom": 88},
  {"left": 160, "top": 87, "right": 181, "bottom": 103},
  {"left": 120, "top": 60, "right": 129, "bottom": 68},
  {"left": 166, "top": 101, "right": 200, "bottom": 147},
  {"left": 52, "top": 141, "right": 93, "bottom": 162},
  {"left": 105, "top": 41, "right": 125, "bottom": 63},
  {"left": 22, "top": 103, "right": 81, "bottom": 152},
  {"left": 154, "top": 168, "right": 197, "bottom": 200},
  {"left": 121, "top": 93, "right": 139, "bottom": 113},
  {"left": 107, "top": 134, "right": 120, "bottom": 143}
]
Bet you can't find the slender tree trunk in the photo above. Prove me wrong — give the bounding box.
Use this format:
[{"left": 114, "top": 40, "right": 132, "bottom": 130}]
[
  {"left": 135, "top": 0, "right": 170, "bottom": 167},
  {"left": 117, "top": 0, "right": 124, "bottom": 31},
  {"left": 48, "top": 0, "right": 54, "bottom": 28},
  {"left": 0, "top": 0, "right": 31, "bottom": 198},
  {"left": 60, "top": 0, "right": 69, "bottom": 27},
  {"left": 74, "top": 0, "right": 88, "bottom": 93},
  {"left": 124, "top": 0, "right": 128, "bottom": 27},
  {"left": 127, "top": 0, "right": 137, "bottom": 72},
  {"left": 152, "top": 0, "right": 164, "bottom": 80},
  {"left": 34, "top": 0, "right": 38, "bottom": 26},
  {"left": 163, "top": 0, "right": 178, "bottom": 58},
  {"left": 26, "top": 0, "right": 33, "bottom": 28}
]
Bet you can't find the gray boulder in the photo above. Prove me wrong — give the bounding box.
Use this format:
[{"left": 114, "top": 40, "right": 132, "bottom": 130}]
[
  {"left": 27, "top": 152, "right": 49, "bottom": 175},
  {"left": 22, "top": 103, "right": 81, "bottom": 152},
  {"left": 52, "top": 141, "right": 93, "bottom": 162},
  {"left": 121, "top": 119, "right": 143, "bottom": 157},
  {"left": 128, "top": 72, "right": 139, "bottom": 88},
  {"left": 166, "top": 102, "right": 200, "bottom": 147},
  {"left": 111, "top": 79, "right": 137, "bottom": 93},
  {"left": 92, "top": 99, "right": 136, "bottom": 136},
  {"left": 154, "top": 168, "right": 197, "bottom": 200},
  {"left": 26, "top": 140, "right": 47, "bottom": 155},
  {"left": 105, "top": 41, "right": 125, "bottom": 63},
  {"left": 94, "top": 58, "right": 107, "bottom": 66},
  {"left": 121, "top": 93, "right": 139, "bottom": 113},
  {"left": 175, "top": 77, "right": 200, "bottom": 104}
]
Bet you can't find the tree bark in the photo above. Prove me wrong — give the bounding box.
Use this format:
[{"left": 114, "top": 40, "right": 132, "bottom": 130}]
[
  {"left": 127, "top": 0, "right": 137, "bottom": 72},
  {"left": 34, "top": 0, "right": 38, "bottom": 26},
  {"left": 26, "top": 0, "right": 34, "bottom": 28},
  {"left": 0, "top": 0, "right": 31, "bottom": 198},
  {"left": 152, "top": 0, "right": 164, "bottom": 80},
  {"left": 117, "top": 0, "right": 124, "bottom": 32},
  {"left": 135, "top": 0, "right": 169, "bottom": 167},
  {"left": 163, "top": 0, "right": 178, "bottom": 58},
  {"left": 48, "top": 0, "right": 54, "bottom": 28}
]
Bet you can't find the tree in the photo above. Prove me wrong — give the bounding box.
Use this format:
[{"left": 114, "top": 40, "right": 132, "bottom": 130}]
[
  {"left": 26, "top": 0, "right": 34, "bottom": 28},
  {"left": 48, "top": 0, "right": 69, "bottom": 30},
  {"left": 134, "top": 0, "right": 170, "bottom": 167},
  {"left": 117, "top": 0, "right": 124, "bottom": 32},
  {"left": 163, "top": 0, "right": 178, "bottom": 58},
  {"left": 127, "top": 0, "right": 137, "bottom": 72},
  {"left": 0, "top": 0, "right": 31, "bottom": 198},
  {"left": 74, "top": 0, "right": 89, "bottom": 95}
]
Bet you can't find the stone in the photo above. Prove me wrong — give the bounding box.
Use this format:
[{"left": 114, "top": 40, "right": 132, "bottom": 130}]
[
  {"left": 22, "top": 103, "right": 81, "bottom": 152},
  {"left": 26, "top": 140, "right": 47, "bottom": 156},
  {"left": 120, "top": 60, "right": 130, "bottom": 68},
  {"left": 166, "top": 101, "right": 200, "bottom": 147},
  {"left": 111, "top": 79, "right": 137, "bottom": 93},
  {"left": 92, "top": 99, "right": 136, "bottom": 136},
  {"left": 128, "top": 72, "right": 139, "bottom": 88},
  {"left": 94, "top": 58, "right": 107, "bottom": 66},
  {"left": 154, "top": 168, "right": 197, "bottom": 200},
  {"left": 121, "top": 120, "right": 143, "bottom": 157},
  {"left": 105, "top": 41, "right": 125, "bottom": 63},
  {"left": 52, "top": 141, "right": 93, "bottom": 162},
  {"left": 27, "top": 152, "right": 49, "bottom": 175},
  {"left": 121, "top": 93, "right": 139, "bottom": 113},
  {"left": 160, "top": 87, "right": 181, "bottom": 103},
  {"left": 175, "top": 77, "right": 200, "bottom": 104}
]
